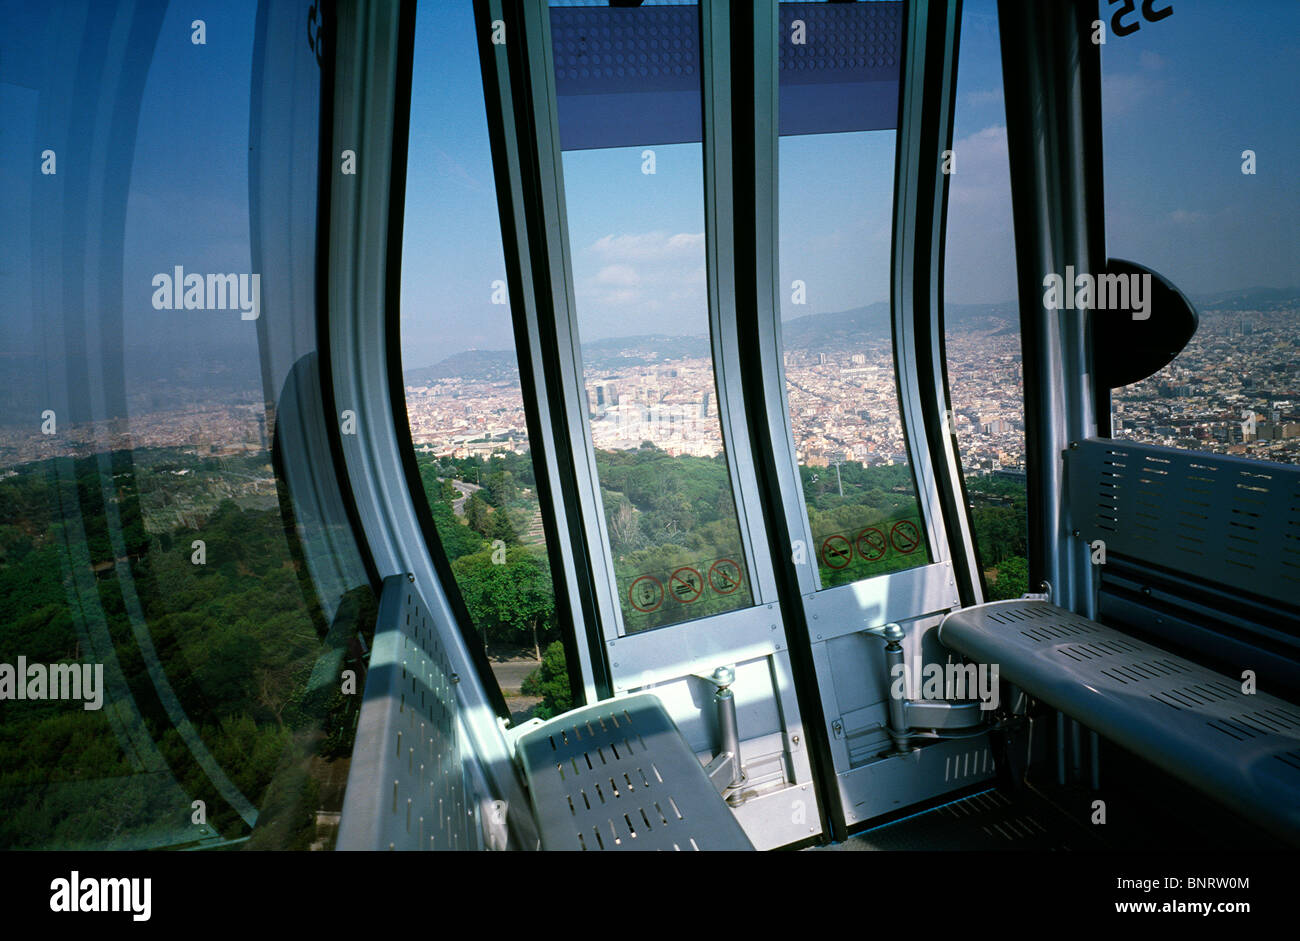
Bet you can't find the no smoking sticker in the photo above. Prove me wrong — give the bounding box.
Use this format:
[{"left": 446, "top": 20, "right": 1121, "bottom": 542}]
[
  {"left": 890, "top": 519, "right": 920, "bottom": 554},
  {"left": 820, "top": 534, "right": 853, "bottom": 569}
]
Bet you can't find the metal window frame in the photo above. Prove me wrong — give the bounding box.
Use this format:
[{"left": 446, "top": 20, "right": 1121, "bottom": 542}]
[
  {"left": 473, "top": 0, "right": 611, "bottom": 705},
  {"left": 744, "top": 0, "right": 970, "bottom": 625},
  {"left": 326, "top": 0, "right": 533, "bottom": 836},
  {"left": 998, "top": 0, "right": 1104, "bottom": 617},
  {"left": 735, "top": 0, "right": 986, "bottom": 838},
  {"left": 498, "top": 0, "right": 799, "bottom": 696}
]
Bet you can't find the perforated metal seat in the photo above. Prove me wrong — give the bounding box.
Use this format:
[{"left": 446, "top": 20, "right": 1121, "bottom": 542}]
[
  {"left": 516, "top": 694, "right": 753, "bottom": 851},
  {"left": 939, "top": 599, "right": 1300, "bottom": 843}
]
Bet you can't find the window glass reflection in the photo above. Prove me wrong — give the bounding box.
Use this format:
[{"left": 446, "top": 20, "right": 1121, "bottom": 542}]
[{"left": 0, "top": 0, "right": 373, "bottom": 850}]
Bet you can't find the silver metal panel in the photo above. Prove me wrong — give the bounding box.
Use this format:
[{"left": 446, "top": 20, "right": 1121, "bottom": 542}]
[
  {"left": 516, "top": 694, "right": 753, "bottom": 851},
  {"left": 338, "top": 576, "right": 477, "bottom": 851},
  {"left": 607, "top": 604, "right": 782, "bottom": 694},
  {"left": 1066, "top": 437, "right": 1300, "bottom": 609},
  {"left": 939, "top": 599, "right": 1300, "bottom": 842},
  {"left": 837, "top": 737, "right": 997, "bottom": 827},
  {"left": 803, "top": 560, "right": 959, "bottom": 644}
]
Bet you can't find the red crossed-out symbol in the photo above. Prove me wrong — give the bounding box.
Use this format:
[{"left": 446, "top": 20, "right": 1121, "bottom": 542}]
[
  {"left": 855, "top": 526, "right": 888, "bottom": 562},
  {"left": 708, "top": 558, "right": 743, "bottom": 595},
  {"left": 628, "top": 575, "right": 664, "bottom": 613},
  {"left": 890, "top": 519, "right": 921, "bottom": 554},
  {"left": 668, "top": 566, "right": 704, "bottom": 603},
  {"left": 820, "top": 534, "right": 853, "bottom": 569}
]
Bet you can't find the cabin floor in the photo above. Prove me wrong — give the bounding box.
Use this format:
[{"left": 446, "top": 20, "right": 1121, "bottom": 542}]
[{"left": 815, "top": 740, "right": 1286, "bottom": 851}]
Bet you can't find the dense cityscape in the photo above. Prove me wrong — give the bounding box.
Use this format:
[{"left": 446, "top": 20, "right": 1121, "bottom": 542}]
[{"left": 1, "top": 301, "right": 1295, "bottom": 477}]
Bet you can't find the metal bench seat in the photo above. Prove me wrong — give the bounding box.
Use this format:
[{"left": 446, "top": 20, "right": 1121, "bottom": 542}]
[
  {"left": 938, "top": 599, "right": 1300, "bottom": 843},
  {"left": 515, "top": 694, "right": 753, "bottom": 851}
]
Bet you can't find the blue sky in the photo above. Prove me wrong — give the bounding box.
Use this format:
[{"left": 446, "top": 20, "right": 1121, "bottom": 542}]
[
  {"left": 5, "top": 1, "right": 1292, "bottom": 382},
  {"left": 399, "top": 0, "right": 1298, "bottom": 370}
]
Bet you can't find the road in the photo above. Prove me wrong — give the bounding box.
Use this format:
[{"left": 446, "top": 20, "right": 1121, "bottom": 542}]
[{"left": 440, "top": 477, "right": 482, "bottom": 516}]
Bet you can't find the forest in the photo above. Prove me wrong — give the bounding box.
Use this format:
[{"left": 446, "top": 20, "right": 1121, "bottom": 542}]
[
  {"left": 0, "top": 450, "right": 373, "bottom": 850},
  {"left": 415, "top": 445, "right": 1028, "bottom": 722}
]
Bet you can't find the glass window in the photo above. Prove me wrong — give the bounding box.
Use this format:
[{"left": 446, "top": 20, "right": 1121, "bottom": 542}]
[
  {"left": 549, "top": 0, "right": 755, "bottom": 634},
  {"left": 0, "top": 1, "right": 373, "bottom": 849},
  {"left": 942, "top": 0, "right": 1028, "bottom": 600},
  {"left": 400, "top": 3, "right": 570, "bottom": 720},
  {"left": 1101, "top": 1, "right": 1300, "bottom": 464},
  {"left": 776, "top": 0, "right": 932, "bottom": 590}
]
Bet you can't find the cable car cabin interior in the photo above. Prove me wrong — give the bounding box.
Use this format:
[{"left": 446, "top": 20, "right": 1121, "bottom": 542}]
[{"left": 2, "top": 0, "right": 1297, "bottom": 854}]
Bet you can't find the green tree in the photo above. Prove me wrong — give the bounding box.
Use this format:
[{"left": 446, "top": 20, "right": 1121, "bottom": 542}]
[
  {"left": 521, "top": 641, "right": 572, "bottom": 720},
  {"left": 988, "top": 555, "right": 1029, "bottom": 601},
  {"left": 452, "top": 547, "right": 555, "bottom": 659}
]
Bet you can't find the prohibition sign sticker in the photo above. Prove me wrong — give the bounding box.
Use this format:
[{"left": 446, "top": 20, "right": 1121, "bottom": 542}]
[
  {"left": 629, "top": 575, "right": 664, "bottom": 613},
  {"left": 668, "top": 566, "right": 704, "bottom": 604},
  {"left": 821, "top": 534, "right": 853, "bottom": 569},
  {"left": 708, "top": 558, "right": 743, "bottom": 594},
  {"left": 890, "top": 519, "right": 921, "bottom": 554},
  {"left": 855, "top": 527, "right": 888, "bottom": 562}
]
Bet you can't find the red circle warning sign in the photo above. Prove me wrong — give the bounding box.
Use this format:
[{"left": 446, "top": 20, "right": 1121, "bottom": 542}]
[
  {"left": 668, "top": 566, "right": 704, "bottom": 604},
  {"left": 820, "top": 534, "right": 853, "bottom": 569},
  {"left": 855, "top": 526, "right": 888, "bottom": 562},
  {"left": 628, "top": 575, "right": 664, "bottom": 613},
  {"left": 708, "top": 558, "right": 743, "bottom": 595},
  {"left": 890, "top": 519, "right": 921, "bottom": 554}
]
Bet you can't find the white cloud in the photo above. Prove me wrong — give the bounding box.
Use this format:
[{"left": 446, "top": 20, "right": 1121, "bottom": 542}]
[
  {"left": 573, "top": 231, "right": 710, "bottom": 337},
  {"left": 594, "top": 264, "right": 640, "bottom": 287},
  {"left": 588, "top": 230, "right": 705, "bottom": 262}
]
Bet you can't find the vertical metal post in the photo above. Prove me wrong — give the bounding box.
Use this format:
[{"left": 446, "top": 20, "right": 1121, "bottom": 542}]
[
  {"left": 883, "top": 624, "right": 912, "bottom": 752},
  {"left": 998, "top": 0, "right": 1103, "bottom": 617}
]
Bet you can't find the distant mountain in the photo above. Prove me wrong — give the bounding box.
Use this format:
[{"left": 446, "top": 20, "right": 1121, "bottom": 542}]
[
  {"left": 781, "top": 300, "right": 1020, "bottom": 348},
  {"left": 404, "top": 333, "right": 710, "bottom": 382},
  {"left": 404, "top": 349, "right": 520, "bottom": 384},
  {"left": 402, "top": 288, "right": 1297, "bottom": 384},
  {"left": 1191, "top": 287, "right": 1299, "bottom": 312}
]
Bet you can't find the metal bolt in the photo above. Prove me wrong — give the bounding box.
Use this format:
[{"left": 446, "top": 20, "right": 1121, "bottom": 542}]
[
  {"left": 1072, "top": 529, "right": 1081, "bottom": 537},
  {"left": 407, "top": 573, "right": 415, "bottom": 583},
  {"left": 792, "top": 735, "right": 800, "bottom": 746},
  {"left": 1070, "top": 441, "right": 1079, "bottom": 449},
  {"left": 450, "top": 673, "right": 460, "bottom": 684}
]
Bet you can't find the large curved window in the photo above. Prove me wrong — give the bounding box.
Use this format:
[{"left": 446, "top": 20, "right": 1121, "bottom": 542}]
[
  {"left": 776, "top": 0, "right": 932, "bottom": 590},
  {"left": 400, "top": 2, "right": 570, "bottom": 720},
  {"left": 1101, "top": 0, "right": 1300, "bottom": 464},
  {"left": 0, "top": 0, "right": 373, "bottom": 850},
  {"left": 942, "top": 0, "right": 1027, "bottom": 600},
  {"left": 549, "top": 0, "right": 755, "bottom": 634}
]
